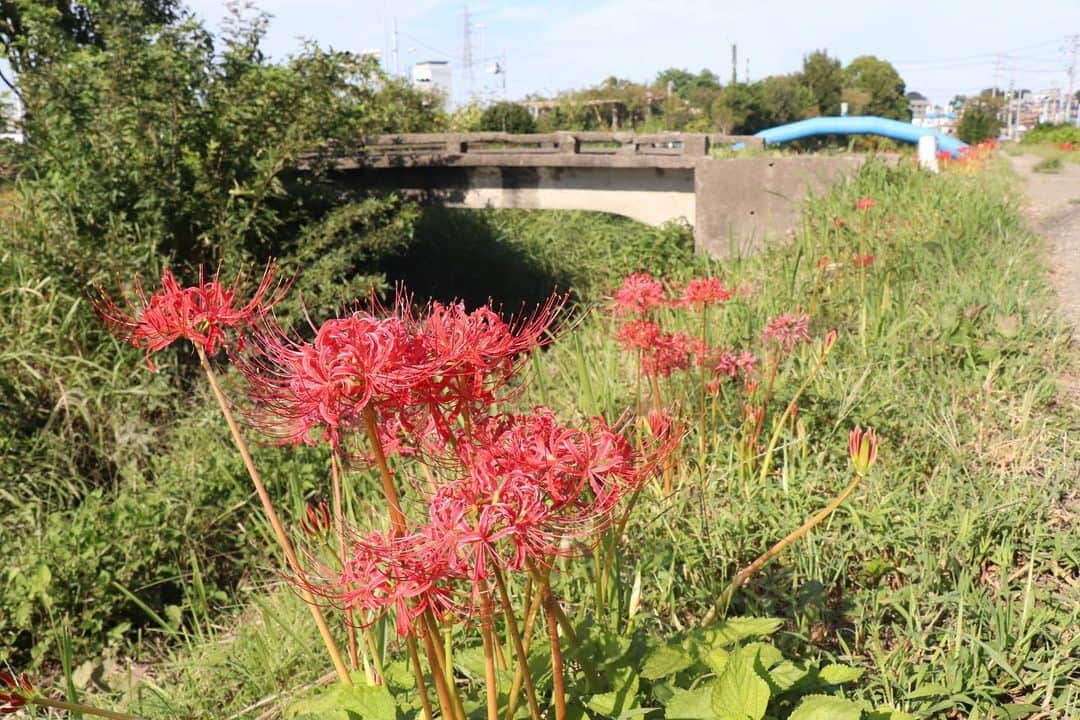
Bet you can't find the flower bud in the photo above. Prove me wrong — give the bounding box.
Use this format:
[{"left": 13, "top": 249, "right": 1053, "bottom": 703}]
[
  {"left": 848, "top": 426, "right": 878, "bottom": 475},
  {"left": 300, "top": 501, "right": 332, "bottom": 539},
  {"left": 0, "top": 671, "right": 33, "bottom": 714}
]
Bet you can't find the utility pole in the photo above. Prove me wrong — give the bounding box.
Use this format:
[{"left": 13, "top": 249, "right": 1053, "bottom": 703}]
[
  {"left": 392, "top": 17, "right": 399, "bottom": 76},
  {"left": 730, "top": 43, "right": 737, "bottom": 85},
  {"left": 462, "top": 6, "right": 474, "bottom": 100},
  {"left": 1065, "top": 34, "right": 1079, "bottom": 126},
  {"left": 991, "top": 54, "right": 1002, "bottom": 98},
  {"left": 1006, "top": 70, "right": 1015, "bottom": 139}
]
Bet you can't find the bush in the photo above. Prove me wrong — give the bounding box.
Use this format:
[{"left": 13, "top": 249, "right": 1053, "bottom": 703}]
[
  {"left": 1033, "top": 156, "right": 1063, "bottom": 173},
  {"left": 1020, "top": 122, "right": 1080, "bottom": 146},
  {"left": 478, "top": 101, "right": 537, "bottom": 134}
]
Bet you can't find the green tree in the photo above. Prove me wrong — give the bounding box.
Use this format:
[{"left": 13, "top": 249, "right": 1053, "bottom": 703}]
[
  {"left": 479, "top": 101, "right": 536, "bottom": 133},
  {"left": 801, "top": 50, "right": 842, "bottom": 116},
  {"left": 14, "top": 2, "right": 444, "bottom": 305},
  {"left": 0, "top": 0, "right": 179, "bottom": 74},
  {"left": 956, "top": 99, "right": 1002, "bottom": 143},
  {"left": 756, "top": 74, "right": 816, "bottom": 128},
  {"left": 843, "top": 55, "right": 909, "bottom": 120}
]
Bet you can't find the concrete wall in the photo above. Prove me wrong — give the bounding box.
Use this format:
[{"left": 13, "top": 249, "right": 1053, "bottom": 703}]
[{"left": 693, "top": 156, "right": 866, "bottom": 256}]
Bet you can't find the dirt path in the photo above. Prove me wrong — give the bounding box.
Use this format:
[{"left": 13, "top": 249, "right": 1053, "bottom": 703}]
[{"left": 1006, "top": 153, "right": 1080, "bottom": 333}]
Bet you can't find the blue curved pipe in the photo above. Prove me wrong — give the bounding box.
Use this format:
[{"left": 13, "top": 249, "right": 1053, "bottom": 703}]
[{"left": 750, "top": 116, "right": 968, "bottom": 157}]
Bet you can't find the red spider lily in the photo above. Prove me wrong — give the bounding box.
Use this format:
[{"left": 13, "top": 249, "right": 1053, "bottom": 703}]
[
  {"left": 242, "top": 312, "right": 424, "bottom": 448},
  {"left": 856, "top": 197, "right": 875, "bottom": 211},
  {"left": 615, "top": 318, "right": 662, "bottom": 351},
  {"left": 852, "top": 254, "right": 876, "bottom": 268},
  {"left": 848, "top": 425, "right": 879, "bottom": 475},
  {"left": 94, "top": 263, "right": 287, "bottom": 371},
  {"left": 0, "top": 671, "right": 32, "bottom": 714},
  {"left": 642, "top": 331, "right": 691, "bottom": 378},
  {"left": 680, "top": 277, "right": 732, "bottom": 308},
  {"left": 309, "top": 530, "right": 461, "bottom": 638},
  {"left": 831, "top": 217, "right": 846, "bottom": 229},
  {"left": 408, "top": 296, "right": 565, "bottom": 441},
  {"left": 611, "top": 272, "right": 667, "bottom": 316},
  {"left": 708, "top": 348, "right": 757, "bottom": 384},
  {"left": 427, "top": 408, "right": 667, "bottom": 583},
  {"left": 762, "top": 313, "right": 812, "bottom": 353}
]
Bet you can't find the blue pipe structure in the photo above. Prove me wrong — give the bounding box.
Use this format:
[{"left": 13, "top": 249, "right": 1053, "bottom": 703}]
[{"left": 748, "top": 115, "right": 968, "bottom": 157}]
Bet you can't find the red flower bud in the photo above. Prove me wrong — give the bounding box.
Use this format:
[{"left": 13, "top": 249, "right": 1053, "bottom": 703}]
[
  {"left": 0, "top": 671, "right": 33, "bottom": 714},
  {"left": 848, "top": 426, "right": 878, "bottom": 475},
  {"left": 300, "top": 501, "right": 332, "bottom": 539}
]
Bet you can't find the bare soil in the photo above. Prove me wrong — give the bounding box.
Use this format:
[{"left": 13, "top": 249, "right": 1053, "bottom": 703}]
[{"left": 1006, "top": 153, "right": 1080, "bottom": 333}]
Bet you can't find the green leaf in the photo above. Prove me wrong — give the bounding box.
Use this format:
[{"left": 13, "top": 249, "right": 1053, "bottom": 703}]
[
  {"left": 704, "top": 618, "right": 783, "bottom": 648},
  {"left": 764, "top": 660, "right": 807, "bottom": 693},
  {"left": 818, "top": 663, "right": 864, "bottom": 685},
  {"left": 866, "top": 707, "right": 917, "bottom": 720},
  {"left": 704, "top": 647, "right": 730, "bottom": 676},
  {"left": 664, "top": 684, "right": 718, "bottom": 720},
  {"left": 286, "top": 682, "right": 397, "bottom": 720},
  {"left": 642, "top": 641, "right": 695, "bottom": 680},
  {"left": 789, "top": 695, "right": 863, "bottom": 720},
  {"left": 710, "top": 646, "right": 770, "bottom": 720},
  {"left": 587, "top": 666, "right": 640, "bottom": 717}
]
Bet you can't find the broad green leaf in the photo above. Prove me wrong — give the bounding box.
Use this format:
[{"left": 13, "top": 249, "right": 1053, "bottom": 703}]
[
  {"left": 587, "top": 666, "right": 640, "bottom": 717},
  {"left": 664, "top": 684, "right": 718, "bottom": 719},
  {"left": 866, "top": 707, "right": 917, "bottom": 720},
  {"left": 742, "top": 642, "right": 783, "bottom": 671},
  {"left": 818, "top": 663, "right": 864, "bottom": 684},
  {"left": 710, "top": 646, "right": 770, "bottom": 720},
  {"left": 704, "top": 647, "right": 730, "bottom": 676},
  {"left": 789, "top": 695, "right": 863, "bottom": 720},
  {"left": 642, "top": 641, "right": 695, "bottom": 679},
  {"left": 703, "top": 618, "right": 783, "bottom": 648},
  {"left": 905, "top": 683, "right": 950, "bottom": 699},
  {"left": 764, "top": 660, "right": 807, "bottom": 692},
  {"left": 286, "top": 682, "right": 397, "bottom": 720}
]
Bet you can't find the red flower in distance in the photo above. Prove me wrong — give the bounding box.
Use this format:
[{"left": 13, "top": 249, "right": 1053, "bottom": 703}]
[
  {"left": 762, "top": 313, "right": 812, "bottom": 353},
  {"left": 615, "top": 318, "right": 662, "bottom": 352},
  {"left": 0, "top": 671, "right": 32, "bottom": 714},
  {"left": 680, "top": 277, "right": 732, "bottom": 308},
  {"left": 642, "top": 331, "right": 691, "bottom": 378},
  {"left": 612, "top": 272, "right": 667, "bottom": 316},
  {"left": 856, "top": 197, "right": 875, "bottom": 211},
  {"left": 95, "top": 263, "right": 287, "bottom": 370},
  {"left": 852, "top": 254, "right": 876, "bottom": 268}
]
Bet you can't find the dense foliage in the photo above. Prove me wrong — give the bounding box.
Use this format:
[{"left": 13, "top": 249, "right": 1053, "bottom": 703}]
[
  {"left": 514, "top": 52, "right": 910, "bottom": 134},
  {"left": 1020, "top": 122, "right": 1080, "bottom": 145}
]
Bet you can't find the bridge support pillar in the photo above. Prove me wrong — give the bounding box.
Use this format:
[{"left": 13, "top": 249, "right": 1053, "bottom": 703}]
[{"left": 693, "top": 156, "right": 866, "bottom": 257}]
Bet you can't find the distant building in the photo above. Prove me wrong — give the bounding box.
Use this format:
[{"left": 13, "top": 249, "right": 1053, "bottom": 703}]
[
  {"left": 412, "top": 61, "right": 452, "bottom": 106},
  {"left": 907, "top": 92, "right": 931, "bottom": 122}
]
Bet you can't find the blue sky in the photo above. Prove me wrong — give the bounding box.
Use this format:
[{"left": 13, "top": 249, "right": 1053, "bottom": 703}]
[{"left": 188, "top": 0, "right": 1079, "bottom": 108}]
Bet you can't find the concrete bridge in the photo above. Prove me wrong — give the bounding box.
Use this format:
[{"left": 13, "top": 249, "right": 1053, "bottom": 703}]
[{"left": 324, "top": 132, "right": 866, "bottom": 255}]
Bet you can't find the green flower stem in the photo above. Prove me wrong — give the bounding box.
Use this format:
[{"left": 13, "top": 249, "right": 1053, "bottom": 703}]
[
  {"left": 703, "top": 471, "right": 866, "bottom": 625},
  {"left": 331, "top": 451, "right": 362, "bottom": 675},
  {"left": 196, "top": 346, "right": 352, "bottom": 686},
  {"left": 406, "top": 635, "right": 436, "bottom": 720},
  {"left": 361, "top": 406, "right": 408, "bottom": 536},
  {"left": 757, "top": 343, "right": 832, "bottom": 486},
  {"left": 493, "top": 566, "right": 543, "bottom": 720}
]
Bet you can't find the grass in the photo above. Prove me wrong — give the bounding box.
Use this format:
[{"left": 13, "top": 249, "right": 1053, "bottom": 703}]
[
  {"left": 1033, "top": 157, "right": 1064, "bottom": 174},
  {"left": 9, "top": 156, "right": 1080, "bottom": 718}
]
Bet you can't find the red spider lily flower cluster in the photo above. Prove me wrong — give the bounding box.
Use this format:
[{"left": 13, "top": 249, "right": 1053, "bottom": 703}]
[
  {"left": 611, "top": 272, "right": 667, "bottom": 316},
  {"left": 848, "top": 425, "right": 879, "bottom": 475},
  {"left": 611, "top": 274, "right": 735, "bottom": 379},
  {"left": 302, "top": 406, "right": 672, "bottom": 636},
  {"left": 938, "top": 139, "right": 997, "bottom": 172},
  {"left": 852, "top": 254, "right": 876, "bottom": 268},
  {"left": 241, "top": 294, "right": 566, "bottom": 452},
  {"left": 856, "top": 197, "right": 875, "bottom": 211},
  {"left": 705, "top": 348, "right": 758, "bottom": 394},
  {"left": 0, "top": 671, "right": 32, "bottom": 715},
  {"left": 762, "top": 312, "right": 812, "bottom": 353},
  {"left": 94, "top": 264, "right": 288, "bottom": 371}
]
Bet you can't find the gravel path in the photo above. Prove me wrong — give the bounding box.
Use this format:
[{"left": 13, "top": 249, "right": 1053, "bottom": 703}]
[{"left": 1006, "top": 153, "right": 1080, "bottom": 333}]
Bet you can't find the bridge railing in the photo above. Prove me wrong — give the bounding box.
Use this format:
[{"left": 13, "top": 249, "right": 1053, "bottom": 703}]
[{"left": 352, "top": 132, "right": 764, "bottom": 158}]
